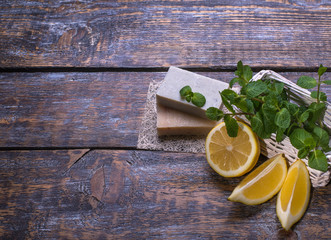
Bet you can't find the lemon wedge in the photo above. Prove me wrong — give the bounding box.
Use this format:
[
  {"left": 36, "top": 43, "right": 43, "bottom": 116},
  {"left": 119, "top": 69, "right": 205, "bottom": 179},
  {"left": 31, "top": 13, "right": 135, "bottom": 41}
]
[
  {"left": 276, "top": 159, "right": 311, "bottom": 231},
  {"left": 205, "top": 121, "right": 260, "bottom": 177},
  {"left": 228, "top": 154, "right": 287, "bottom": 205}
]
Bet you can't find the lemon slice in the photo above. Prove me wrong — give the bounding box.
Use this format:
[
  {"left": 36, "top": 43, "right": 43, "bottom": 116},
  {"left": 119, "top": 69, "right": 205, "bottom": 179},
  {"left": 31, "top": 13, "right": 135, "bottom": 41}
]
[
  {"left": 205, "top": 121, "right": 260, "bottom": 177},
  {"left": 228, "top": 154, "right": 287, "bottom": 205},
  {"left": 276, "top": 159, "right": 311, "bottom": 231}
]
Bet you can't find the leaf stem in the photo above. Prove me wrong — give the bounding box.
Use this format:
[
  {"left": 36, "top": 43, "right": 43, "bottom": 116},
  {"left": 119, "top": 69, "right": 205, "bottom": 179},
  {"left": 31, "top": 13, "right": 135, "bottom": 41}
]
[
  {"left": 251, "top": 97, "right": 264, "bottom": 103},
  {"left": 317, "top": 75, "right": 321, "bottom": 104},
  {"left": 225, "top": 112, "right": 254, "bottom": 116}
]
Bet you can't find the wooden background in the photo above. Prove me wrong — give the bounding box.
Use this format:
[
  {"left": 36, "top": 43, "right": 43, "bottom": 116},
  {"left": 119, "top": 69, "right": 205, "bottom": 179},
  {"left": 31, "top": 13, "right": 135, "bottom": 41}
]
[{"left": 0, "top": 1, "right": 330, "bottom": 239}]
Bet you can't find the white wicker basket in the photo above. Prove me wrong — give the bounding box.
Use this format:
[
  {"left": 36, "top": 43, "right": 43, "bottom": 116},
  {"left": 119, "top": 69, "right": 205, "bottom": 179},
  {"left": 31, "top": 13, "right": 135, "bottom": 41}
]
[{"left": 250, "top": 70, "right": 331, "bottom": 187}]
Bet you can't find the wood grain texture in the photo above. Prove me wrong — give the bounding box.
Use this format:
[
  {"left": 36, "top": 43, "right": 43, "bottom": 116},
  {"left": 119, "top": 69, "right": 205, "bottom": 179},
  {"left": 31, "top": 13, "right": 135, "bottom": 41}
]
[
  {"left": 0, "top": 150, "right": 329, "bottom": 239},
  {"left": 0, "top": 0, "right": 330, "bottom": 68},
  {"left": 1, "top": 71, "right": 329, "bottom": 148},
  {"left": 0, "top": 71, "right": 152, "bottom": 148}
]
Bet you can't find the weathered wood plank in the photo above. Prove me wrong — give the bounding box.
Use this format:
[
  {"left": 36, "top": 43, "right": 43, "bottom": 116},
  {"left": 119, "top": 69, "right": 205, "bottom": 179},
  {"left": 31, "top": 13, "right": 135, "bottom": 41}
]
[
  {"left": 0, "top": 1, "right": 330, "bottom": 68},
  {"left": 0, "top": 71, "right": 153, "bottom": 148},
  {"left": 0, "top": 71, "right": 330, "bottom": 148},
  {"left": 0, "top": 150, "right": 329, "bottom": 239}
]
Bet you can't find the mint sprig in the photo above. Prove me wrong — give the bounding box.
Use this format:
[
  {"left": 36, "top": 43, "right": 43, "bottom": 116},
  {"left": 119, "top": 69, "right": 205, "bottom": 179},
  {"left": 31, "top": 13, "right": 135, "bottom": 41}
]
[
  {"left": 180, "top": 62, "right": 330, "bottom": 172},
  {"left": 179, "top": 85, "right": 206, "bottom": 107}
]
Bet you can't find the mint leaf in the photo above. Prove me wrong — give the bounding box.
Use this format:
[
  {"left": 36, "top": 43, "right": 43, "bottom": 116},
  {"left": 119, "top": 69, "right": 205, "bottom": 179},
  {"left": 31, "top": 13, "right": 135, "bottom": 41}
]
[
  {"left": 290, "top": 128, "right": 316, "bottom": 150},
  {"left": 286, "top": 102, "right": 299, "bottom": 116},
  {"left": 299, "top": 110, "right": 311, "bottom": 123},
  {"left": 287, "top": 122, "right": 299, "bottom": 136},
  {"left": 276, "top": 127, "right": 286, "bottom": 142},
  {"left": 274, "top": 82, "right": 285, "bottom": 95},
  {"left": 192, "top": 92, "right": 206, "bottom": 107},
  {"left": 312, "top": 127, "right": 329, "bottom": 148},
  {"left": 221, "top": 89, "right": 238, "bottom": 102},
  {"left": 298, "top": 147, "right": 310, "bottom": 159},
  {"left": 180, "top": 85, "right": 192, "bottom": 97},
  {"left": 230, "top": 77, "right": 240, "bottom": 88},
  {"left": 224, "top": 115, "right": 238, "bottom": 137},
  {"left": 308, "top": 102, "right": 326, "bottom": 123},
  {"left": 185, "top": 95, "right": 192, "bottom": 102},
  {"left": 180, "top": 86, "right": 206, "bottom": 107},
  {"left": 308, "top": 150, "right": 328, "bottom": 172},
  {"left": 275, "top": 108, "right": 291, "bottom": 128},
  {"left": 322, "top": 80, "right": 331, "bottom": 85},
  {"left": 245, "top": 80, "right": 268, "bottom": 98},
  {"left": 251, "top": 112, "right": 270, "bottom": 139},
  {"left": 318, "top": 64, "right": 327, "bottom": 77},
  {"left": 264, "top": 94, "right": 279, "bottom": 111},
  {"left": 243, "top": 65, "right": 253, "bottom": 82},
  {"left": 234, "top": 98, "right": 254, "bottom": 113},
  {"left": 206, "top": 107, "right": 223, "bottom": 121},
  {"left": 236, "top": 61, "right": 243, "bottom": 76},
  {"left": 297, "top": 76, "right": 317, "bottom": 89},
  {"left": 230, "top": 77, "right": 246, "bottom": 88},
  {"left": 262, "top": 104, "right": 277, "bottom": 134},
  {"left": 310, "top": 91, "right": 327, "bottom": 101},
  {"left": 220, "top": 91, "right": 235, "bottom": 114}
]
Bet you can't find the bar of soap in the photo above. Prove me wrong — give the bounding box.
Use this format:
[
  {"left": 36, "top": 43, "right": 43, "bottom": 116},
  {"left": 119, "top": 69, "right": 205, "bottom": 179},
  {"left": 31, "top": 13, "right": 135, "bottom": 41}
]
[
  {"left": 157, "top": 103, "right": 218, "bottom": 136},
  {"left": 156, "top": 66, "right": 229, "bottom": 119}
]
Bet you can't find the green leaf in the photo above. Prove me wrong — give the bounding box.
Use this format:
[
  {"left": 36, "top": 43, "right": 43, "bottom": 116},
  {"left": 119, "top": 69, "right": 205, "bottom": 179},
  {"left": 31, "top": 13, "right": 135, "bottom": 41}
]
[
  {"left": 230, "top": 77, "right": 247, "bottom": 88},
  {"left": 185, "top": 95, "right": 192, "bottom": 102},
  {"left": 299, "top": 110, "right": 311, "bottom": 123},
  {"left": 275, "top": 108, "right": 291, "bottom": 129},
  {"left": 220, "top": 92, "right": 235, "bottom": 114},
  {"left": 191, "top": 92, "right": 206, "bottom": 107},
  {"left": 287, "top": 122, "right": 299, "bottom": 136},
  {"left": 221, "top": 89, "right": 238, "bottom": 102},
  {"left": 245, "top": 99, "right": 254, "bottom": 113},
  {"left": 276, "top": 127, "right": 286, "bottom": 142},
  {"left": 180, "top": 85, "right": 192, "bottom": 97},
  {"left": 245, "top": 80, "right": 268, "bottom": 98},
  {"left": 264, "top": 94, "right": 279, "bottom": 111},
  {"left": 290, "top": 128, "right": 316, "bottom": 150},
  {"left": 310, "top": 91, "right": 327, "bottom": 101},
  {"left": 322, "top": 80, "right": 331, "bottom": 85},
  {"left": 243, "top": 65, "right": 253, "bottom": 82},
  {"left": 236, "top": 60, "right": 243, "bottom": 76},
  {"left": 308, "top": 150, "right": 328, "bottom": 172},
  {"left": 318, "top": 64, "right": 327, "bottom": 77},
  {"left": 286, "top": 102, "right": 299, "bottom": 116},
  {"left": 274, "top": 82, "right": 285, "bottom": 95},
  {"left": 298, "top": 147, "right": 310, "bottom": 159},
  {"left": 297, "top": 76, "right": 317, "bottom": 89},
  {"left": 224, "top": 115, "right": 239, "bottom": 137},
  {"left": 234, "top": 98, "right": 254, "bottom": 113},
  {"left": 251, "top": 112, "right": 270, "bottom": 139},
  {"left": 262, "top": 104, "right": 277, "bottom": 134},
  {"left": 230, "top": 77, "right": 240, "bottom": 88},
  {"left": 206, "top": 107, "right": 224, "bottom": 121},
  {"left": 312, "top": 127, "right": 329, "bottom": 148},
  {"left": 308, "top": 102, "right": 326, "bottom": 123}
]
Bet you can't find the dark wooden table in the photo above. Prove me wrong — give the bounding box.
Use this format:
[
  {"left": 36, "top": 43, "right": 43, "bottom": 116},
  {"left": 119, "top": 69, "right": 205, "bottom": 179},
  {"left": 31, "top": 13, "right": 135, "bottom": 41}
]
[{"left": 0, "top": 1, "right": 330, "bottom": 239}]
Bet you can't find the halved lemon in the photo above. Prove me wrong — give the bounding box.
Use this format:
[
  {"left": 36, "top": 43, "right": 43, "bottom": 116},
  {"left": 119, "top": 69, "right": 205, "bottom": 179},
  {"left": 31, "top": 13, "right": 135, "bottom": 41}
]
[
  {"left": 276, "top": 159, "right": 311, "bottom": 231},
  {"left": 205, "top": 121, "right": 260, "bottom": 177},
  {"left": 228, "top": 154, "right": 287, "bottom": 205}
]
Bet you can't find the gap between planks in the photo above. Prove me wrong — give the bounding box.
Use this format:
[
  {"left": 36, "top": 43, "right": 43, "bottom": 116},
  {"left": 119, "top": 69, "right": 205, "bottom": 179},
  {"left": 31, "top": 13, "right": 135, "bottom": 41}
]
[{"left": 0, "top": 66, "right": 328, "bottom": 73}]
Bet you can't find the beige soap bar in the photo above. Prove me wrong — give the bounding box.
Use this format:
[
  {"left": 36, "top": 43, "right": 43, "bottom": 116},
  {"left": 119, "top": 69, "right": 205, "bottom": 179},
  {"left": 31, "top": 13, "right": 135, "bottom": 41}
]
[
  {"left": 157, "top": 104, "right": 218, "bottom": 136},
  {"left": 156, "top": 66, "right": 229, "bottom": 119}
]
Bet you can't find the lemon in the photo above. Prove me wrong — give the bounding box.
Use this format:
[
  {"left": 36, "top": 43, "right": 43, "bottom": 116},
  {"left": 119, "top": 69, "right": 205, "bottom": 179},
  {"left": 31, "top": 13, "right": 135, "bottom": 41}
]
[
  {"left": 205, "top": 121, "right": 260, "bottom": 177},
  {"left": 276, "top": 159, "right": 311, "bottom": 231},
  {"left": 228, "top": 154, "right": 288, "bottom": 205}
]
